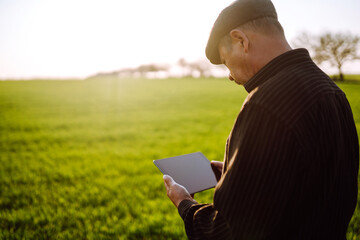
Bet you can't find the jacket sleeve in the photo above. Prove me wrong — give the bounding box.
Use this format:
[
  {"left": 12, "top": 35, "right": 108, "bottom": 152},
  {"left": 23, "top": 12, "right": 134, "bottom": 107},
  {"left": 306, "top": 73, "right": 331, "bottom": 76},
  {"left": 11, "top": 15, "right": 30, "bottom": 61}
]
[
  {"left": 178, "top": 200, "right": 233, "bottom": 240},
  {"left": 177, "top": 103, "right": 304, "bottom": 239}
]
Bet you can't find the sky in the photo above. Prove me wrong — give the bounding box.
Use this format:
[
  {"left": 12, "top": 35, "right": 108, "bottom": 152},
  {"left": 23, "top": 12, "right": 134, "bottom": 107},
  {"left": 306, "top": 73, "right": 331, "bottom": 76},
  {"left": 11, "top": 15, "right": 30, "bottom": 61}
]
[{"left": 0, "top": 0, "right": 359, "bottom": 79}]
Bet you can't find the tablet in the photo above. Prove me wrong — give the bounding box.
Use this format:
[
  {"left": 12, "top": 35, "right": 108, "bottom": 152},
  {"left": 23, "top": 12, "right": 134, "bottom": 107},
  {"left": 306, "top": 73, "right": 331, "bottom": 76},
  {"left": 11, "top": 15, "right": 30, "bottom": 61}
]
[{"left": 153, "top": 152, "right": 217, "bottom": 194}]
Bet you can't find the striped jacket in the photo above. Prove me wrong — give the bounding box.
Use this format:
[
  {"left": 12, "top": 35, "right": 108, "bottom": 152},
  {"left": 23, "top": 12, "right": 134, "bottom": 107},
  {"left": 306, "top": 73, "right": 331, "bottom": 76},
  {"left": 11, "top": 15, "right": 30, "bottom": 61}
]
[{"left": 178, "top": 49, "right": 359, "bottom": 240}]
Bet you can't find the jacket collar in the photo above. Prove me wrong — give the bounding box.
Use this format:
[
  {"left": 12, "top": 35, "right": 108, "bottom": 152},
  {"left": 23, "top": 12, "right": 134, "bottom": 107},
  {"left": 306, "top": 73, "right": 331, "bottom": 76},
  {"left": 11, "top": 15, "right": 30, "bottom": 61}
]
[{"left": 244, "top": 48, "right": 312, "bottom": 93}]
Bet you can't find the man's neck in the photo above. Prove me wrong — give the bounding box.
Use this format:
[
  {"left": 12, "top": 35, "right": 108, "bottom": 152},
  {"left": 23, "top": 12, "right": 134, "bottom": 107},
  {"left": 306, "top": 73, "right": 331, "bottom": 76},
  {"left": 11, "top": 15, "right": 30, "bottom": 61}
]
[{"left": 250, "top": 35, "right": 292, "bottom": 74}]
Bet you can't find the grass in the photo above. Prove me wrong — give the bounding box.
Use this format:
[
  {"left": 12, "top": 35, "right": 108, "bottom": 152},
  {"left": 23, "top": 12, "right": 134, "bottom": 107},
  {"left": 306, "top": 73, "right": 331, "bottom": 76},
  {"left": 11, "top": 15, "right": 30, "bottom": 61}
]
[
  {"left": 0, "top": 77, "right": 359, "bottom": 239},
  {"left": 345, "top": 74, "right": 360, "bottom": 82}
]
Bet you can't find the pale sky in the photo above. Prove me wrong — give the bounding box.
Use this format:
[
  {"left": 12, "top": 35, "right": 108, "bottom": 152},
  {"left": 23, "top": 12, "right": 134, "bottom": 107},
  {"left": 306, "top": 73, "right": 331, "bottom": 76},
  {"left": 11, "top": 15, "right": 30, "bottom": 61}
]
[{"left": 0, "top": 0, "right": 359, "bottom": 79}]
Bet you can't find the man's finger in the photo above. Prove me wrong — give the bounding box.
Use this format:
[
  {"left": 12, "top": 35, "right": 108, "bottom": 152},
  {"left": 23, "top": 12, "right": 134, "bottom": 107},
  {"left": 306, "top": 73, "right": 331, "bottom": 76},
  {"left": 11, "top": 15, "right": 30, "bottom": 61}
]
[
  {"left": 211, "top": 160, "right": 223, "bottom": 168},
  {"left": 163, "top": 174, "right": 174, "bottom": 188},
  {"left": 211, "top": 161, "right": 223, "bottom": 182}
]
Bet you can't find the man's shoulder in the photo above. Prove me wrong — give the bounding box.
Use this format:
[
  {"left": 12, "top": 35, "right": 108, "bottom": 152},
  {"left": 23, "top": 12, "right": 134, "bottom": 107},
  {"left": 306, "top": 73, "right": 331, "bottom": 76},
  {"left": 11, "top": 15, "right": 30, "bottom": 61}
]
[{"left": 246, "top": 64, "right": 344, "bottom": 127}]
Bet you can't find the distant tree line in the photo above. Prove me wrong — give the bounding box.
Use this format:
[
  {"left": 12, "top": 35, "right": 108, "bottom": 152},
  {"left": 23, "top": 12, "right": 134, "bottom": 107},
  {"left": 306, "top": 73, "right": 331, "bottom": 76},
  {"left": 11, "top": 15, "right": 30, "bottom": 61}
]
[
  {"left": 89, "top": 59, "right": 227, "bottom": 79},
  {"left": 177, "top": 58, "right": 219, "bottom": 78}
]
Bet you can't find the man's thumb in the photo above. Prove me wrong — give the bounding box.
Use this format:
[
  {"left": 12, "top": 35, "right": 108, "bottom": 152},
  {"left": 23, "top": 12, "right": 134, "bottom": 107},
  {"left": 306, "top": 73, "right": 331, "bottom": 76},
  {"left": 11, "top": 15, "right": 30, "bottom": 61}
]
[{"left": 163, "top": 175, "right": 173, "bottom": 187}]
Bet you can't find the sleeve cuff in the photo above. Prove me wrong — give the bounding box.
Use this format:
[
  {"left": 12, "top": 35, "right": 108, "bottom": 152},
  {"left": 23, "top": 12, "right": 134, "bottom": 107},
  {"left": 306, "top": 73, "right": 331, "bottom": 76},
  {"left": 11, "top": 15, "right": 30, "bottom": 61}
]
[{"left": 178, "top": 199, "right": 197, "bottom": 220}]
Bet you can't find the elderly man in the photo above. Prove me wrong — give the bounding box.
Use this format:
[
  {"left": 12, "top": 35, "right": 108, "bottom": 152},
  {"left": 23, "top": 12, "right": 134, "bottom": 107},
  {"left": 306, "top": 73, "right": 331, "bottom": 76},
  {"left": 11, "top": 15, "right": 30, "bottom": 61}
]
[{"left": 163, "top": 0, "right": 359, "bottom": 239}]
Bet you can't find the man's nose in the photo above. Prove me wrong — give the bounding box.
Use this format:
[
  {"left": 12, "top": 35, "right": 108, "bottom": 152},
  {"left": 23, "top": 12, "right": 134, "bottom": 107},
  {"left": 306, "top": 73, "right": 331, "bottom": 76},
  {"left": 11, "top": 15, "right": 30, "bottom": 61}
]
[{"left": 229, "top": 74, "right": 234, "bottom": 81}]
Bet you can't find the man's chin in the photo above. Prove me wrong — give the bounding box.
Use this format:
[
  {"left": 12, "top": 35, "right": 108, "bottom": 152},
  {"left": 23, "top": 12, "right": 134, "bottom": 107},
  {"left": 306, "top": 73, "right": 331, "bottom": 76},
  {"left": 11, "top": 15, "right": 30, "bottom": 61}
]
[
  {"left": 228, "top": 75, "right": 245, "bottom": 85},
  {"left": 234, "top": 79, "right": 245, "bottom": 86}
]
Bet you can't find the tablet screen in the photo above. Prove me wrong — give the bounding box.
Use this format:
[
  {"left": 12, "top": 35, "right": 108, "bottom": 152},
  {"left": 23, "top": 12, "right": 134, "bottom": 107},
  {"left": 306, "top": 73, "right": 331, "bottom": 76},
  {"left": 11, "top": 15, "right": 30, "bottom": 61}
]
[{"left": 154, "top": 152, "right": 218, "bottom": 194}]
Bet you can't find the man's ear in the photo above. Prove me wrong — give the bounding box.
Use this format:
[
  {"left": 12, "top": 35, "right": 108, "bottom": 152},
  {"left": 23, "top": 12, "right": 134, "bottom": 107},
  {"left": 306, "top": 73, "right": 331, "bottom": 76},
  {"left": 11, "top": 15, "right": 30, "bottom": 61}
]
[{"left": 229, "top": 29, "right": 249, "bottom": 53}]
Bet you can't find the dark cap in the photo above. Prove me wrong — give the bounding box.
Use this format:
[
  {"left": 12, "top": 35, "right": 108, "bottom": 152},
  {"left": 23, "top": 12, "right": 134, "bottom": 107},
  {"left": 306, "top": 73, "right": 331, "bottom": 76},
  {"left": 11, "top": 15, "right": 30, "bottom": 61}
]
[{"left": 205, "top": 0, "right": 278, "bottom": 64}]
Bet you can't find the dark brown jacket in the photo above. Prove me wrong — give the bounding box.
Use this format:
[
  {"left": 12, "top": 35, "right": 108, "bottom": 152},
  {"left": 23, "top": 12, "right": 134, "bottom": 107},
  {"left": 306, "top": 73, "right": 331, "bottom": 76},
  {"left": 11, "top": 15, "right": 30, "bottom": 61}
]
[{"left": 178, "top": 49, "right": 359, "bottom": 240}]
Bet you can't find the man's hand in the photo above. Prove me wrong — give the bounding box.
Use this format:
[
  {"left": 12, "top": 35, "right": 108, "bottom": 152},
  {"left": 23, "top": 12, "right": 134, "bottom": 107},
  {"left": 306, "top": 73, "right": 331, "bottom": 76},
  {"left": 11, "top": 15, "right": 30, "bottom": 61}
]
[
  {"left": 211, "top": 160, "right": 224, "bottom": 182},
  {"left": 163, "top": 175, "right": 194, "bottom": 208}
]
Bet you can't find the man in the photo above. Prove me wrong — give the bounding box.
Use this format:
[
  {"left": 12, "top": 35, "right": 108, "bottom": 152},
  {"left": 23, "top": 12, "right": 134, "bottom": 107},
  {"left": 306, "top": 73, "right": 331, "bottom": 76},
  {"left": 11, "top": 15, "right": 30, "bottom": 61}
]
[{"left": 163, "top": 0, "right": 359, "bottom": 239}]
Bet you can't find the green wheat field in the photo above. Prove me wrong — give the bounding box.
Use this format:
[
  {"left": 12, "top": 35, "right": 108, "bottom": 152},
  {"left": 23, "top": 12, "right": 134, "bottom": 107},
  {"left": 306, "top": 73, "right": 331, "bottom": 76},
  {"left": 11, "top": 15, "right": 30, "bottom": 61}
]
[{"left": 1, "top": 76, "right": 360, "bottom": 239}]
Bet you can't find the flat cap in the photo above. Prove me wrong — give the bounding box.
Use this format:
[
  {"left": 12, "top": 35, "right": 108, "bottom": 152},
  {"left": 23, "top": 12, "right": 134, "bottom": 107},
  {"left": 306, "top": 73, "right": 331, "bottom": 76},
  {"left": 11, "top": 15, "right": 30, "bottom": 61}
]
[{"left": 206, "top": 0, "right": 278, "bottom": 64}]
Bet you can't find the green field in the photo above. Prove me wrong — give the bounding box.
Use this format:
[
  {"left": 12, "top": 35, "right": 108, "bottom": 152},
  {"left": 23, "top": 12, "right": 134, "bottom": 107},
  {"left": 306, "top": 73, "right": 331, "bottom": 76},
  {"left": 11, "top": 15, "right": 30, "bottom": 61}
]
[{"left": 0, "top": 77, "right": 359, "bottom": 239}]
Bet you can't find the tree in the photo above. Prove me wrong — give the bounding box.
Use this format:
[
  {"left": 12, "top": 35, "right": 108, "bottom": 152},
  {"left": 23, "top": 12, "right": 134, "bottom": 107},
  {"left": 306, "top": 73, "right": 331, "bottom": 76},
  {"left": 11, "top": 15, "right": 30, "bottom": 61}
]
[
  {"left": 177, "top": 58, "right": 189, "bottom": 78},
  {"left": 136, "top": 64, "right": 169, "bottom": 78},
  {"left": 293, "top": 32, "right": 360, "bottom": 81},
  {"left": 188, "top": 60, "right": 211, "bottom": 78},
  {"left": 177, "top": 59, "right": 215, "bottom": 78}
]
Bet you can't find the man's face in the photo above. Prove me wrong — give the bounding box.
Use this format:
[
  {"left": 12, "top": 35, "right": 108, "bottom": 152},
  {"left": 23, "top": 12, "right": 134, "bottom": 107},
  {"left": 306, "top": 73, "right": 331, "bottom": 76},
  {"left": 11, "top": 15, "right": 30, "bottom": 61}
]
[{"left": 218, "top": 41, "right": 252, "bottom": 85}]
